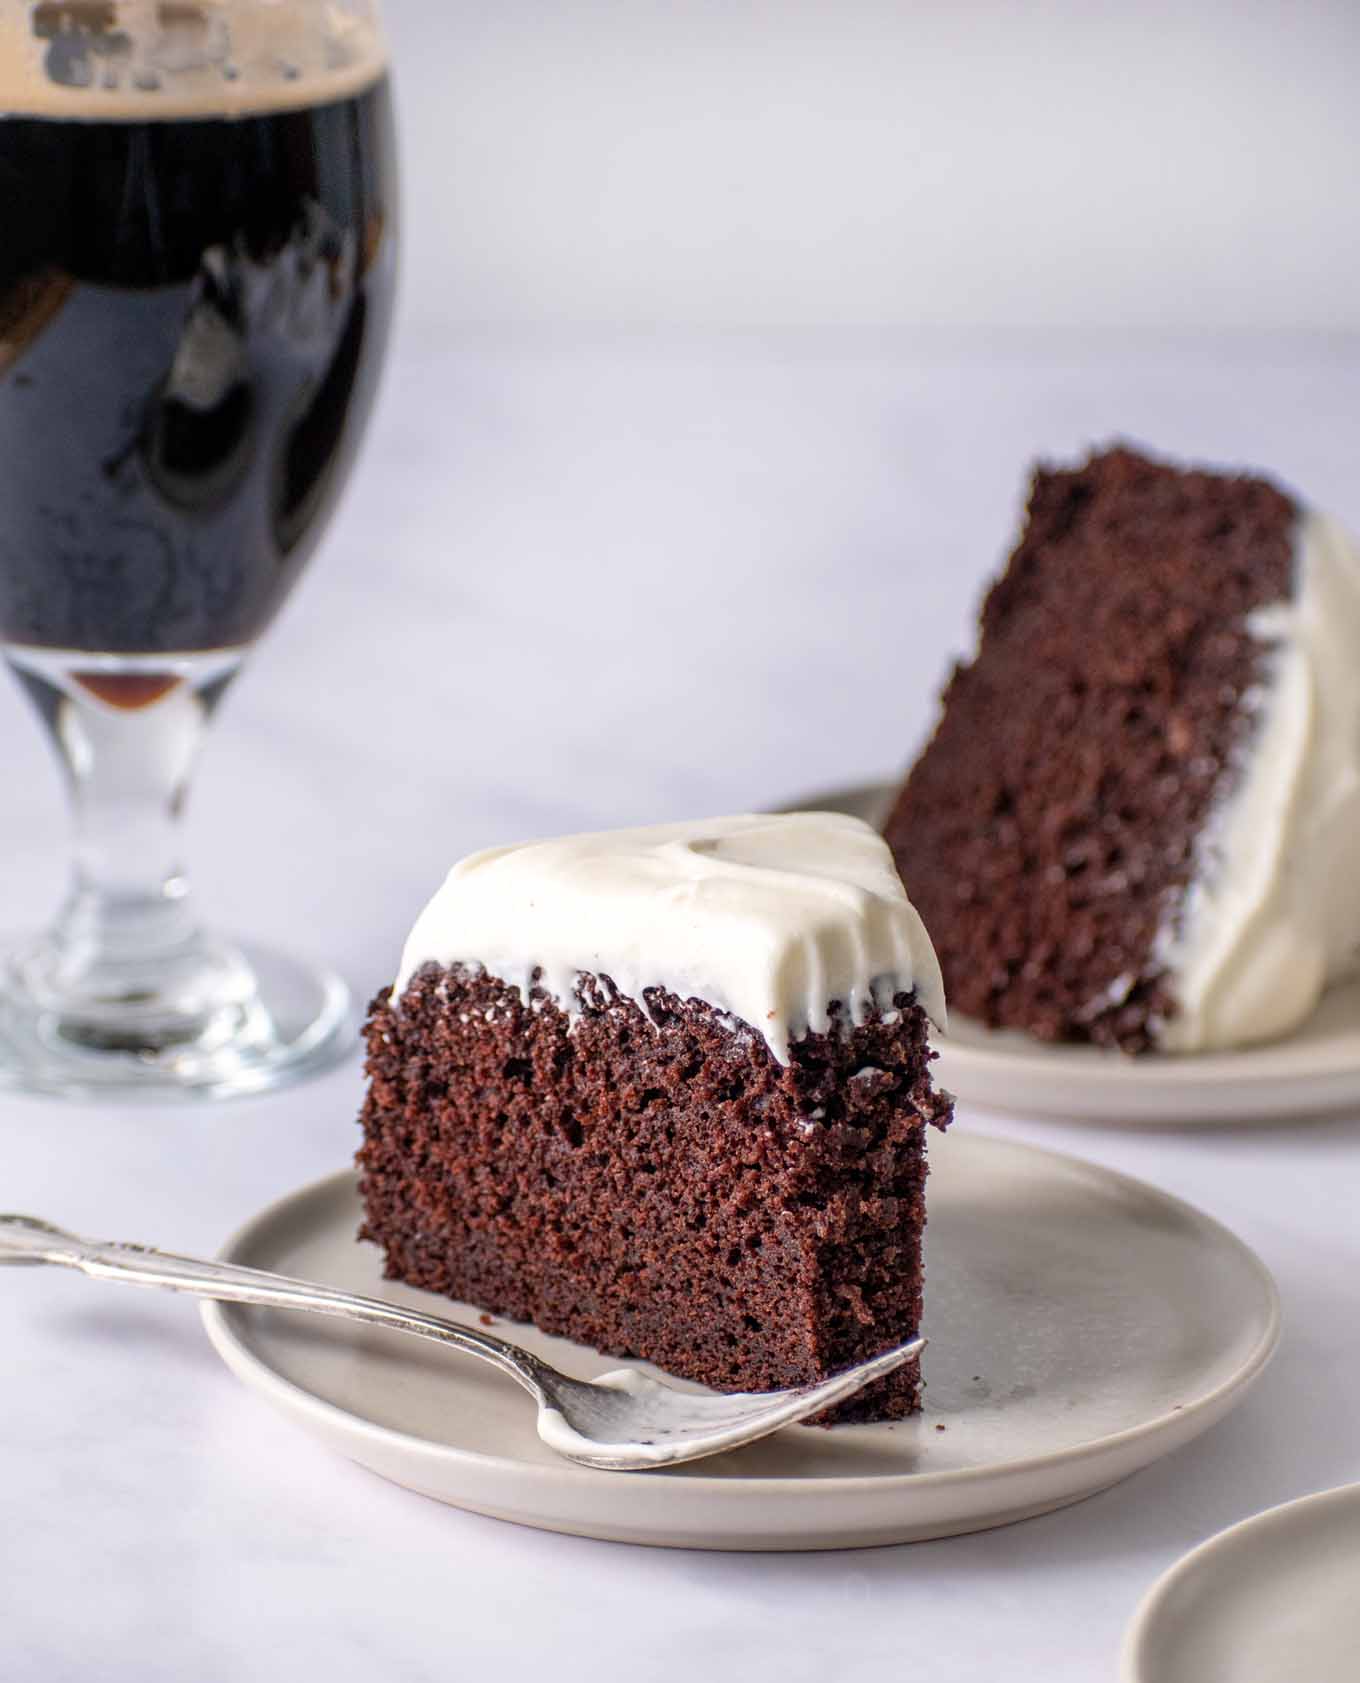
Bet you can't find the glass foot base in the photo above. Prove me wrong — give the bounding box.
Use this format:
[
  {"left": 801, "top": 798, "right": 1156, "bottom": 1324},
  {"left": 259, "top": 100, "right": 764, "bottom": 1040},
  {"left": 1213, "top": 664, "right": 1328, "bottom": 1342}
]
[{"left": 0, "top": 938, "right": 354, "bottom": 1102}]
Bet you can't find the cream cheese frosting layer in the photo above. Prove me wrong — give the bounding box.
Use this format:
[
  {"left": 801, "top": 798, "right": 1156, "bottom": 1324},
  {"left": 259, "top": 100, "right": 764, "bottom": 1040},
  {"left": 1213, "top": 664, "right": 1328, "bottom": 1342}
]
[
  {"left": 1157, "top": 510, "right": 1360, "bottom": 1051},
  {"left": 393, "top": 812, "right": 947, "bottom": 1064}
]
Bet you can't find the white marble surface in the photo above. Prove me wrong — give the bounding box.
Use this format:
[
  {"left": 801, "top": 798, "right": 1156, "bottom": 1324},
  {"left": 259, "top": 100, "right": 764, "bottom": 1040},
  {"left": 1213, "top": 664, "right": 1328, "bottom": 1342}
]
[{"left": 4, "top": 328, "right": 1360, "bottom": 1682}]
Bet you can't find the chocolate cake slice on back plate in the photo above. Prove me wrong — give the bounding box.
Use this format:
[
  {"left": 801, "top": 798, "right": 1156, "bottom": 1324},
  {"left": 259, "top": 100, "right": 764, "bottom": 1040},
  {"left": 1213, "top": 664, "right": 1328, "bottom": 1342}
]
[
  {"left": 884, "top": 444, "right": 1360, "bottom": 1054},
  {"left": 358, "top": 813, "right": 952, "bottom": 1423}
]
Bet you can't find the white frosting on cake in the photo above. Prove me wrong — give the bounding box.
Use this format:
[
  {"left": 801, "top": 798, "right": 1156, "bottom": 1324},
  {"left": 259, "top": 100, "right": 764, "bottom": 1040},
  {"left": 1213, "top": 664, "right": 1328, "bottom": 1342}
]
[
  {"left": 1157, "top": 510, "right": 1360, "bottom": 1051},
  {"left": 393, "top": 812, "right": 946, "bottom": 1063}
]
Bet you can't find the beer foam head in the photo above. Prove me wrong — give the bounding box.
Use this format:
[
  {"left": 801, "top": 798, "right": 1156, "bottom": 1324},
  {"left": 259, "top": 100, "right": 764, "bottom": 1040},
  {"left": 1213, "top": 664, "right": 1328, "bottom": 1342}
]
[{"left": 0, "top": 1, "right": 387, "bottom": 119}]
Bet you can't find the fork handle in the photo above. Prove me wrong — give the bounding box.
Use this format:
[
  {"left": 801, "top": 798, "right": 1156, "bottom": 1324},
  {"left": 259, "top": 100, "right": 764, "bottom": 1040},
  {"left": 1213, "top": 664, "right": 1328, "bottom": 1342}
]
[{"left": 0, "top": 1213, "right": 549, "bottom": 1401}]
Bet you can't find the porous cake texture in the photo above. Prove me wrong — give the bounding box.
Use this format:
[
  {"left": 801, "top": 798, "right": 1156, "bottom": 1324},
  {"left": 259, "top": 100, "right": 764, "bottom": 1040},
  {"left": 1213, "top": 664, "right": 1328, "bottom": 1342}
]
[
  {"left": 357, "top": 814, "right": 953, "bottom": 1422},
  {"left": 885, "top": 444, "right": 1310, "bottom": 1053}
]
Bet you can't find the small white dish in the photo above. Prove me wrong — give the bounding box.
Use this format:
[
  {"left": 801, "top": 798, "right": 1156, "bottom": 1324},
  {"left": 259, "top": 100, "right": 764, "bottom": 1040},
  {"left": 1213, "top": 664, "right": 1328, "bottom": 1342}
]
[
  {"left": 201, "top": 1130, "right": 1278, "bottom": 1551},
  {"left": 1122, "top": 1482, "right": 1360, "bottom": 1683},
  {"left": 790, "top": 780, "right": 1360, "bottom": 1126}
]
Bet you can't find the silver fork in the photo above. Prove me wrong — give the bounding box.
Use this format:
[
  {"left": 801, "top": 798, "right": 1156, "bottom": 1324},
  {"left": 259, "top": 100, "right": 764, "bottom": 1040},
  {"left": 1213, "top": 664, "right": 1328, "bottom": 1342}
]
[{"left": 0, "top": 1214, "right": 924, "bottom": 1470}]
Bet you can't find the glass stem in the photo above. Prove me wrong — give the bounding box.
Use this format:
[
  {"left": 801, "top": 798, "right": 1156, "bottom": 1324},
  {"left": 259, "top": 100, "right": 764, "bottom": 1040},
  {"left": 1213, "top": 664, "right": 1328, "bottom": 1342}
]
[
  {"left": 57, "top": 673, "right": 211, "bottom": 966},
  {"left": 9, "top": 651, "right": 249, "bottom": 1049}
]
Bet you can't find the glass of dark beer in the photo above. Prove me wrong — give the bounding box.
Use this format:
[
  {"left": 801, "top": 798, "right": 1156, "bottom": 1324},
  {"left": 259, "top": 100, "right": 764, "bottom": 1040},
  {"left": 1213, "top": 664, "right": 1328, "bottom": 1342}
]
[{"left": 0, "top": 0, "right": 396, "bottom": 1098}]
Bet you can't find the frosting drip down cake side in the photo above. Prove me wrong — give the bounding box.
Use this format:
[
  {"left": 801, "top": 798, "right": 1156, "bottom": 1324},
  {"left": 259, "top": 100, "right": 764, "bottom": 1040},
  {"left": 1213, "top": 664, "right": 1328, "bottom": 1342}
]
[
  {"left": 358, "top": 813, "right": 953, "bottom": 1423},
  {"left": 884, "top": 445, "right": 1360, "bottom": 1055}
]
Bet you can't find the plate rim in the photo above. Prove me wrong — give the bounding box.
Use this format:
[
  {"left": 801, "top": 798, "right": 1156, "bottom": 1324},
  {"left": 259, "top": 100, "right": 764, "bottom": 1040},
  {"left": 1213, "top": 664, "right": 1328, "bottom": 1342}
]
[
  {"left": 201, "top": 1131, "right": 1282, "bottom": 1499},
  {"left": 1119, "top": 1480, "right": 1360, "bottom": 1683},
  {"left": 937, "top": 1016, "right": 1360, "bottom": 1089}
]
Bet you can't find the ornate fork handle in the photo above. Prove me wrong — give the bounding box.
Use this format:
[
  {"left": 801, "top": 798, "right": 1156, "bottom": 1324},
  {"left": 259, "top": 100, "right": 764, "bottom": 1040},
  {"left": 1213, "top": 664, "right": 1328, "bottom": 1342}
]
[{"left": 0, "top": 1213, "right": 549, "bottom": 1400}]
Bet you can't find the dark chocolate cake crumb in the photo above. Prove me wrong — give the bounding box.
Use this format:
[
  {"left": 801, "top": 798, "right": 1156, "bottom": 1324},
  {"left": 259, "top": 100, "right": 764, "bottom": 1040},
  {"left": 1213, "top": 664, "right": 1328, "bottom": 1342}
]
[
  {"left": 883, "top": 444, "right": 1297, "bottom": 1052},
  {"left": 358, "top": 964, "right": 952, "bottom": 1424}
]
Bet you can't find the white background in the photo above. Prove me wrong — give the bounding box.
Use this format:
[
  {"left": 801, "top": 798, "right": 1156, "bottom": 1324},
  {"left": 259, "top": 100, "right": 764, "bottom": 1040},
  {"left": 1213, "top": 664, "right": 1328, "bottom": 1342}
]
[
  {"left": 387, "top": 0, "right": 1360, "bottom": 334},
  {"left": 4, "top": 3, "right": 1360, "bottom": 1680}
]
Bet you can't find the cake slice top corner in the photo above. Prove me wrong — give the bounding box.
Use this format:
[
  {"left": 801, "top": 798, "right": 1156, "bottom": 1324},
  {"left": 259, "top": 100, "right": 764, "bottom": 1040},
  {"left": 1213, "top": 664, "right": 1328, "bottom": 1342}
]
[{"left": 392, "top": 811, "right": 946, "bottom": 1062}]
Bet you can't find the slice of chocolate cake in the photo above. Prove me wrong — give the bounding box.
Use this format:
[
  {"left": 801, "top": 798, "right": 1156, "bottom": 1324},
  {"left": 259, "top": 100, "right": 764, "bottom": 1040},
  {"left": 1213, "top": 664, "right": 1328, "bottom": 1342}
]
[
  {"left": 358, "top": 813, "right": 952, "bottom": 1422},
  {"left": 884, "top": 444, "right": 1360, "bottom": 1054}
]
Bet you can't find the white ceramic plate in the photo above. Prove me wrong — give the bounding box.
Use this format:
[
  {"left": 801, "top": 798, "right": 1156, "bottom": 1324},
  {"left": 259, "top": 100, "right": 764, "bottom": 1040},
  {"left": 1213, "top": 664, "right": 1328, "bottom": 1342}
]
[
  {"left": 1122, "top": 1482, "right": 1360, "bottom": 1683},
  {"left": 791, "top": 780, "right": 1360, "bottom": 1126},
  {"left": 201, "top": 1130, "right": 1278, "bottom": 1551}
]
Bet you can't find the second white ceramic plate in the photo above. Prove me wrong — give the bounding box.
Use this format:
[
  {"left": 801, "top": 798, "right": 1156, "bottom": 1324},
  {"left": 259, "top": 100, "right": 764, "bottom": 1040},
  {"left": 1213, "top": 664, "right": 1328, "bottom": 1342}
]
[
  {"left": 1122, "top": 1482, "right": 1360, "bottom": 1683},
  {"left": 791, "top": 780, "right": 1360, "bottom": 1126},
  {"left": 202, "top": 1129, "right": 1278, "bottom": 1550}
]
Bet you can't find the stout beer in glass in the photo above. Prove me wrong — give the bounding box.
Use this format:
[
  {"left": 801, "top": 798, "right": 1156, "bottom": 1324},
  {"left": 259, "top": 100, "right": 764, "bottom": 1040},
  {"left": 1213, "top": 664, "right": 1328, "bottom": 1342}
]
[{"left": 0, "top": 0, "right": 397, "bottom": 1096}]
